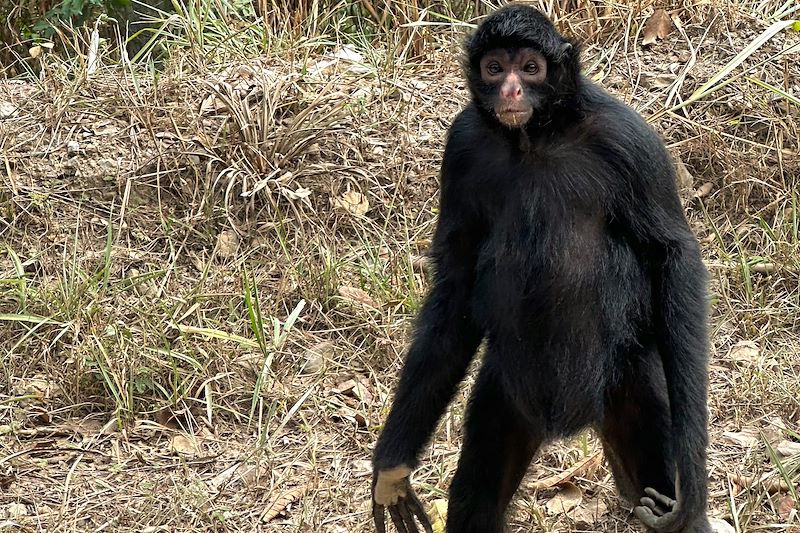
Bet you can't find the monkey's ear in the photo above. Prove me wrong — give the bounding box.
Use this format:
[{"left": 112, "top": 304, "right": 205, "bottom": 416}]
[{"left": 556, "top": 41, "right": 574, "bottom": 62}]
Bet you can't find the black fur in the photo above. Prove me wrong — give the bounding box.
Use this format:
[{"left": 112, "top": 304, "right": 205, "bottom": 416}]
[{"left": 373, "top": 5, "right": 711, "bottom": 533}]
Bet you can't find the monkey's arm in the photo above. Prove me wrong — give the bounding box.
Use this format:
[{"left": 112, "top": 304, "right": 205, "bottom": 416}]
[
  {"left": 373, "top": 227, "right": 483, "bottom": 469},
  {"left": 639, "top": 231, "right": 709, "bottom": 532},
  {"left": 372, "top": 125, "right": 485, "bottom": 533},
  {"left": 371, "top": 216, "right": 482, "bottom": 533},
  {"left": 615, "top": 139, "right": 710, "bottom": 532},
  {"left": 374, "top": 116, "right": 485, "bottom": 472}
]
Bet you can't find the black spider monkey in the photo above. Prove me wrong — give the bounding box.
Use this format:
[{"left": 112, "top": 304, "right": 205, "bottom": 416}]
[{"left": 372, "top": 5, "right": 712, "bottom": 533}]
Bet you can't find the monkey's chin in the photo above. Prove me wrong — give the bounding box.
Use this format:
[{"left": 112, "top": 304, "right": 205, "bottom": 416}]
[{"left": 497, "top": 110, "right": 533, "bottom": 129}]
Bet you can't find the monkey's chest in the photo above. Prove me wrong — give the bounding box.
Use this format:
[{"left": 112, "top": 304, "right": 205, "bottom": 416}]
[{"left": 471, "top": 205, "right": 610, "bottom": 338}]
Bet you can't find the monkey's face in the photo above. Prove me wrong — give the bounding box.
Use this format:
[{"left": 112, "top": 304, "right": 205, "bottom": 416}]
[{"left": 478, "top": 48, "right": 548, "bottom": 129}]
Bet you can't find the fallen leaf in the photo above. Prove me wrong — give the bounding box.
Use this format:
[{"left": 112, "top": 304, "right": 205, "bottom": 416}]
[
  {"left": 729, "top": 473, "right": 793, "bottom": 494},
  {"left": 675, "top": 158, "right": 694, "bottom": 190},
  {"left": 570, "top": 497, "right": 608, "bottom": 526},
  {"left": 282, "top": 186, "right": 312, "bottom": 201},
  {"left": 545, "top": 482, "right": 582, "bottom": 515},
  {"left": 430, "top": 499, "right": 448, "bottom": 533},
  {"left": 727, "top": 341, "right": 760, "bottom": 364},
  {"left": 709, "top": 517, "right": 736, "bottom": 533},
  {"left": 332, "top": 376, "right": 374, "bottom": 403},
  {"left": 261, "top": 487, "right": 305, "bottom": 522},
  {"left": 776, "top": 439, "right": 800, "bottom": 457},
  {"left": 331, "top": 406, "right": 367, "bottom": 427},
  {"left": 216, "top": 229, "right": 239, "bottom": 259},
  {"left": 777, "top": 494, "right": 796, "bottom": 521},
  {"left": 694, "top": 182, "right": 713, "bottom": 199},
  {"left": 302, "top": 341, "right": 334, "bottom": 374},
  {"left": 170, "top": 434, "right": 197, "bottom": 456},
  {"left": 722, "top": 427, "right": 760, "bottom": 448},
  {"left": 332, "top": 190, "right": 369, "bottom": 216},
  {"left": 332, "top": 379, "right": 357, "bottom": 394},
  {"left": 652, "top": 74, "right": 676, "bottom": 88},
  {"left": 642, "top": 9, "right": 673, "bottom": 46},
  {"left": 530, "top": 451, "right": 602, "bottom": 490},
  {"left": 338, "top": 286, "right": 378, "bottom": 309},
  {"left": 751, "top": 262, "right": 776, "bottom": 274}
]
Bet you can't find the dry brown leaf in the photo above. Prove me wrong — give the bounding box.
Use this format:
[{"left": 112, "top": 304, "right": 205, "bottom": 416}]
[
  {"left": 776, "top": 439, "right": 800, "bottom": 457},
  {"left": 5, "top": 503, "right": 28, "bottom": 518},
  {"left": 570, "top": 497, "right": 608, "bottom": 526},
  {"left": 261, "top": 487, "right": 305, "bottom": 522},
  {"left": 331, "top": 375, "right": 374, "bottom": 403},
  {"left": 729, "top": 473, "right": 793, "bottom": 494},
  {"left": 694, "top": 182, "right": 713, "bottom": 199},
  {"left": 642, "top": 9, "right": 673, "bottom": 46},
  {"left": 302, "top": 341, "right": 334, "bottom": 374},
  {"left": 332, "top": 190, "right": 369, "bottom": 216},
  {"left": 332, "top": 378, "right": 373, "bottom": 402},
  {"left": 331, "top": 406, "right": 367, "bottom": 427},
  {"left": 530, "top": 451, "right": 602, "bottom": 490},
  {"left": 751, "top": 262, "right": 776, "bottom": 274},
  {"left": 431, "top": 499, "right": 448, "bottom": 533},
  {"left": 675, "top": 158, "right": 694, "bottom": 190},
  {"left": 709, "top": 518, "right": 736, "bottom": 533},
  {"left": 777, "top": 494, "right": 796, "bottom": 521},
  {"left": 722, "top": 427, "right": 760, "bottom": 448},
  {"left": 727, "top": 341, "right": 761, "bottom": 364},
  {"left": 545, "top": 482, "right": 583, "bottom": 515},
  {"left": 338, "top": 286, "right": 378, "bottom": 309},
  {"left": 170, "top": 434, "right": 197, "bottom": 456},
  {"left": 216, "top": 229, "right": 239, "bottom": 259}
]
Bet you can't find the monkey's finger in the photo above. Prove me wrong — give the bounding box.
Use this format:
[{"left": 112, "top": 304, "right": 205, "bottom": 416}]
[
  {"left": 638, "top": 496, "right": 666, "bottom": 516},
  {"left": 373, "top": 504, "right": 387, "bottom": 533},
  {"left": 406, "top": 492, "right": 434, "bottom": 533},
  {"left": 397, "top": 503, "right": 420, "bottom": 533},
  {"left": 635, "top": 505, "right": 685, "bottom": 532},
  {"left": 389, "top": 506, "right": 410, "bottom": 533},
  {"left": 643, "top": 487, "right": 676, "bottom": 509},
  {"left": 634, "top": 505, "right": 659, "bottom": 527}
]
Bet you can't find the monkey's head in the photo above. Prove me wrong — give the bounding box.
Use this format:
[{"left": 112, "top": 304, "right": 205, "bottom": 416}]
[{"left": 465, "top": 5, "right": 580, "bottom": 129}]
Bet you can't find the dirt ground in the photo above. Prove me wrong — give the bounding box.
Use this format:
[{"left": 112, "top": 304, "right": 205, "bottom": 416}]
[{"left": 1, "top": 6, "right": 799, "bottom": 533}]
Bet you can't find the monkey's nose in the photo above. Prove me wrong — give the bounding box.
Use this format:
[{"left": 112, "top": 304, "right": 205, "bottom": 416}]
[{"left": 501, "top": 84, "right": 523, "bottom": 99}]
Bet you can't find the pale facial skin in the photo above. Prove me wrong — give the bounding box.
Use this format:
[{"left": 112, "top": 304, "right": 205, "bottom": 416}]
[{"left": 479, "top": 47, "right": 548, "bottom": 128}]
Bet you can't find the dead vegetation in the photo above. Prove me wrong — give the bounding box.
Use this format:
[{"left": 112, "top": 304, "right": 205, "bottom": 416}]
[{"left": 0, "top": 1, "right": 799, "bottom": 532}]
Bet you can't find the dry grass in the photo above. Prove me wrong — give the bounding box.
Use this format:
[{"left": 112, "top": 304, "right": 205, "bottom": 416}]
[{"left": 1, "top": 1, "right": 799, "bottom": 532}]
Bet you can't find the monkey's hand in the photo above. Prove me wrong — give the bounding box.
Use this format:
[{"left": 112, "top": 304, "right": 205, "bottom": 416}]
[
  {"left": 634, "top": 487, "right": 701, "bottom": 532},
  {"left": 372, "top": 465, "right": 433, "bottom": 533}
]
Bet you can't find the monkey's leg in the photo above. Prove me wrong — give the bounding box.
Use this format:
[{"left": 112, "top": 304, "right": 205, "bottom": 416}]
[
  {"left": 600, "top": 352, "right": 711, "bottom": 533},
  {"left": 600, "top": 352, "right": 674, "bottom": 504},
  {"left": 446, "top": 367, "right": 539, "bottom": 533}
]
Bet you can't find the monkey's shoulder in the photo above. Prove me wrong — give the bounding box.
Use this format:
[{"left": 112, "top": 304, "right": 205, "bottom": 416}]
[
  {"left": 578, "top": 82, "right": 674, "bottom": 166},
  {"left": 444, "top": 104, "right": 499, "bottom": 150}
]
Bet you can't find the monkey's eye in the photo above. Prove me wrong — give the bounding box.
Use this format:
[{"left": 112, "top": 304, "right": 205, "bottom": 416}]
[
  {"left": 523, "top": 62, "right": 539, "bottom": 74},
  {"left": 486, "top": 62, "right": 503, "bottom": 75}
]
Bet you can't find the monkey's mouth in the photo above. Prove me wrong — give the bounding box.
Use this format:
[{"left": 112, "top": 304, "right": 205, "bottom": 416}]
[{"left": 497, "top": 108, "right": 533, "bottom": 128}]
